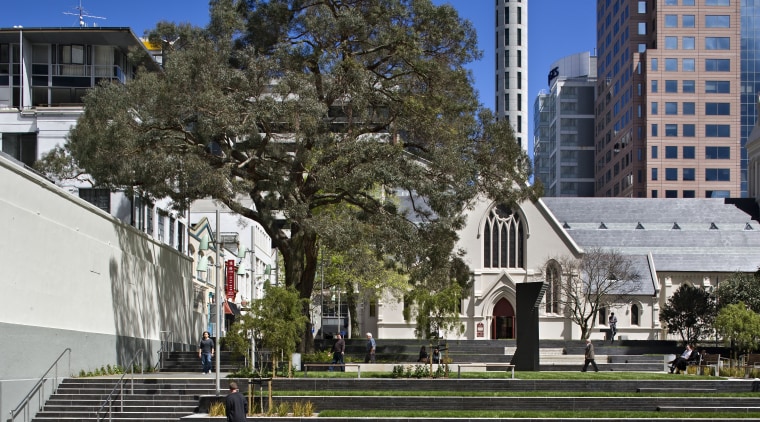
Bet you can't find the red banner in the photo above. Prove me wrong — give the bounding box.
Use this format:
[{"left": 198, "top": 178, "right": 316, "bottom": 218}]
[{"left": 225, "top": 259, "right": 236, "bottom": 299}]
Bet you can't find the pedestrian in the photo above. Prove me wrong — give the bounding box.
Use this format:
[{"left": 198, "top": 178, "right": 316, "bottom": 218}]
[
  {"left": 330, "top": 333, "right": 345, "bottom": 371},
  {"left": 418, "top": 346, "right": 429, "bottom": 363},
  {"left": 608, "top": 312, "right": 618, "bottom": 343},
  {"left": 432, "top": 347, "right": 441, "bottom": 364},
  {"left": 225, "top": 381, "right": 248, "bottom": 422},
  {"left": 581, "top": 339, "right": 599, "bottom": 372},
  {"left": 198, "top": 331, "right": 214, "bottom": 374},
  {"left": 365, "top": 332, "right": 376, "bottom": 363},
  {"left": 669, "top": 344, "right": 693, "bottom": 374}
]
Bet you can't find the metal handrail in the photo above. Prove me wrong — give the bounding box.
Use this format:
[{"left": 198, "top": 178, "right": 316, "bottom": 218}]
[
  {"left": 7, "top": 348, "right": 71, "bottom": 422},
  {"left": 155, "top": 331, "right": 173, "bottom": 371},
  {"left": 95, "top": 349, "right": 145, "bottom": 422}
]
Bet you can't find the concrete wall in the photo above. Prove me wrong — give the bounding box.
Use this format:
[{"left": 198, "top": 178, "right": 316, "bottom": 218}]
[{"left": 0, "top": 157, "right": 203, "bottom": 418}]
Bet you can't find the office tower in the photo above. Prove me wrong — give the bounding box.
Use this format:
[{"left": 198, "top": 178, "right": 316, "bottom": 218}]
[
  {"left": 534, "top": 52, "right": 597, "bottom": 197},
  {"left": 595, "top": 0, "right": 744, "bottom": 198},
  {"left": 495, "top": 0, "right": 528, "bottom": 151}
]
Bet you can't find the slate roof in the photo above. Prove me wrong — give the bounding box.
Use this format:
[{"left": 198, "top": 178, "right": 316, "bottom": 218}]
[{"left": 540, "top": 197, "right": 760, "bottom": 296}]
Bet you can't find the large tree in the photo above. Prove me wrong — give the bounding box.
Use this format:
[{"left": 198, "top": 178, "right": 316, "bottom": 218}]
[
  {"left": 547, "top": 248, "right": 642, "bottom": 340},
  {"left": 714, "top": 270, "right": 760, "bottom": 313},
  {"left": 659, "top": 284, "right": 716, "bottom": 345},
  {"left": 38, "top": 0, "right": 538, "bottom": 348}
]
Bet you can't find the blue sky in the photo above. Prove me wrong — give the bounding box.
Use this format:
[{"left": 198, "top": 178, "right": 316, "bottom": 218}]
[{"left": 1, "top": 0, "right": 596, "bottom": 157}]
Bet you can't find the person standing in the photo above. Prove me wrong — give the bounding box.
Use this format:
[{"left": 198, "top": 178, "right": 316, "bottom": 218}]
[
  {"left": 608, "top": 312, "right": 618, "bottom": 343},
  {"left": 581, "top": 339, "right": 599, "bottom": 372},
  {"left": 330, "top": 333, "right": 345, "bottom": 371},
  {"left": 225, "top": 382, "right": 248, "bottom": 422},
  {"left": 365, "top": 332, "right": 376, "bottom": 363},
  {"left": 418, "top": 346, "right": 429, "bottom": 363},
  {"left": 198, "top": 331, "right": 214, "bottom": 374}
]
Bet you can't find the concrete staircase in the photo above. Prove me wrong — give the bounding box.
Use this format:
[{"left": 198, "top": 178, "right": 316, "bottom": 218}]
[
  {"left": 159, "top": 351, "right": 247, "bottom": 373},
  {"left": 31, "top": 377, "right": 218, "bottom": 421}
]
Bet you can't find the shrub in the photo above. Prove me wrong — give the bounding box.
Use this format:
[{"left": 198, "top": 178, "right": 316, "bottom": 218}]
[
  {"left": 209, "top": 401, "right": 226, "bottom": 416},
  {"left": 292, "top": 400, "right": 315, "bottom": 416}
]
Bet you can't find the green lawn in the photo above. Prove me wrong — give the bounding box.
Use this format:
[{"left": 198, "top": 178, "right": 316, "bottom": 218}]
[{"left": 318, "top": 409, "right": 760, "bottom": 419}]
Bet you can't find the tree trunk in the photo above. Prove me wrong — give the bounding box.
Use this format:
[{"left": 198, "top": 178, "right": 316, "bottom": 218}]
[{"left": 280, "top": 223, "right": 318, "bottom": 353}]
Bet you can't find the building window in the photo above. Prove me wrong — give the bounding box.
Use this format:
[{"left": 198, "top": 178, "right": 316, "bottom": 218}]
[
  {"left": 666, "top": 168, "right": 678, "bottom": 180},
  {"left": 705, "top": 15, "right": 730, "bottom": 27},
  {"left": 665, "top": 102, "right": 678, "bottom": 115},
  {"left": 683, "top": 102, "right": 695, "bottom": 115},
  {"left": 638, "top": 0, "right": 646, "bottom": 13},
  {"left": 483, "top": 204, "right": 525, "bottom": 269},
  {"left": 705, "top": 124, "right": 730, "bottom": 137},
  {"left": 705, "top": 80, "right": 730, "bottom": 93},
  {"left": 79, "top": 188, "right": 110, "bottom": 213},
  {"left": 665, "top": 124, "right": 678, "bottom": 136},
  {"left": 683, "top": 168, "right": 696, "bottom": 180},
  {"left": 682, "top": 58, "right": 695, "bottom": 72},
  {"left": 665, "top": 37, "right": 678, "bottom": 49},
  {"left": 1, "top": 133, "right": 37, "bottom": 167},
  {"left": 665, "top": 15, "right": 678, "bottom": 27},
  {"left": 517, "top": 50, "right": 522, "bottom": 67},
  {"left": 638, "top": 22, "right": 647, "bottom": 35},
  {"left": 665, "top": 190, "right": 678, "bottom": 198},
  {"left": 706, "top": 168, "right": 730, "bottom": 181},
  {"left": 705, "top": 102, "right": 730, "bottom": 115},
  {"left": 652, "top": 80, "right": 659, "bottom": 93},
  {"left": 652, "top": 168, "right": 658, "bottom": 181},
  {"left": 665, "top": 80, "right": 677, "bottom": 93},
  {"left": 666, "top": 146, "right": 678, "bottom": 159},
  {"left": 684, "top": 0, "right": 695, "bottom": 4},
  {"left": 665, "top": 58, "right": 678, "bottom": 71},
  {"left": 683, "top": 190, "right": 696, "bottom": 198},
  {"left": 631, "top": 304, "right": 640, "bottom": 325},
  {"left": 651, "top": 102, "right": 658, "bottom": 115},
  {"left": 652, "top": 124, "right": 658, "bottom": 136},
  {"left": 157, "top": 212, "right": 166, "bottom": 242},
  {"left": 683, "top": 124, "right": 696, "bottom": 136},
  {"left": 177, "top": 222, "right": 185, "bottom": 252},
  {"left": 517, "top": 28, "right": 522, "bottom": 46},
  {"left": 682, "top": 80, "right": 695, "bottom": 93},
  {"left": 146, "top": 205, "right": 154, "bottom": 235},
  {"left": 706, "top": 0, "right": 730, "bottom": 6},
  {"left": 545, "top": 261, "right": 561, "bottom": 314},
  {"left": 706, "top": 146, "right": 731, "bottom": 159},
  {"left": 652, "top": 190, "right": 658, "bottom": 198},
  {"left": 705, "top": 59, "right": 730, "bottom": 71},
  {"left": 683, "top": 15, "right": 695, "bottom": 27},
  {"left": 651, "top": 58, "right": 658, "bottom": 71},
  {"left": 683, "top": 146, "right": 696, "bottom": 159},
  {"left": 652, "top": 145, "right": 658, "bottom": 159},
  {"left": 682, "top": 36, "right": 695, "bottom": 50},
  {"left": 705, "top": 37, "right": 730, "bottom": 50},
  {"left": 706, "top": 190, "right": 730, "bottom": 198}
]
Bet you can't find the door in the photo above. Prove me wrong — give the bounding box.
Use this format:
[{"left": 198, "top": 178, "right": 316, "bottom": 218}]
[{"left": 492, "top": 298, "right": 515, "bottom": 339}]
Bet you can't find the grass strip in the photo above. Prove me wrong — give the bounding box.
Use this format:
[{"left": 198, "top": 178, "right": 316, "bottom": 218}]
[
  {"left": 318, "top": 409, "right": 760, "bottom": 418},
  {"left": 272, "top": 390, "right": 760, "bottom": 397}
]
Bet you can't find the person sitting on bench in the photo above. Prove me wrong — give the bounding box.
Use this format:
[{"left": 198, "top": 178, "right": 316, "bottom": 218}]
[{"left": 669, "top": 344, "right": 693, "bottom": 374}]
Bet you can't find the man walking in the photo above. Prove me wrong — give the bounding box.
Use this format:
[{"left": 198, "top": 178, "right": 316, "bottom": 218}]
[
  {"left": 365, "top": 332, "right": 376, "bottom": 363},
  {"left": 608, "top": 312, "right": 618, "bottom": 343},
  {"left": 330, "top": 333, "right": 345, "bottom": 371},
  {"left": 581, "top": 339, "right": 599, "bottom": 372},
  {"left": 225, "top": 382, "right": 248, "bottom": 422},
  {"left": 198, "top": 331, "right": 214, "bottom": 374}
]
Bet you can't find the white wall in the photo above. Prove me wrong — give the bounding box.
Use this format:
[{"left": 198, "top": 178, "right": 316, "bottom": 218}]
[{"left": 0, "top": 157, "right": 203, "bottom": 418}]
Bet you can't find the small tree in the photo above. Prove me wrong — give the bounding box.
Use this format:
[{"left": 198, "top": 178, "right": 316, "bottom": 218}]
[
  {"left": 659, "top": 284, "right": 715, "bottom": 345},
  {"left": 233, "top": 285, "right": 309, "bottom": 377},
  {"left": 548, "top": 248, "right": 641, "bottom": 339},
  {"left": 714, "top": 302, "right": 760, "bottom": 361}
]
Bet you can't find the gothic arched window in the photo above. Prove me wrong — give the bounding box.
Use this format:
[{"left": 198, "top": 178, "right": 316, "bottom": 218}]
[
  {"left": 483, "top": 204, "right": 525, "bottom": 269},
  {"left": 545, "top": 261, "right": 561, "bottom": 314}
]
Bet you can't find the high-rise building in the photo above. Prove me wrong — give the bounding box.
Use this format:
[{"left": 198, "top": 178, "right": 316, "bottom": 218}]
[
  {"left": 595, "top": 0, "right": 746, "bottom": 198},
  {"left": 534, "top": 52, "right": 597, "bottom": 197},
  {"left": 495, "top": 0, "right": 528, "bottom": 151}
]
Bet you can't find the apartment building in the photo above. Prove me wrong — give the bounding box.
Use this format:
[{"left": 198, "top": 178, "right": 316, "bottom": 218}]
[
  {"left": 534, "top": 52, "right": 597, "bottom": 197},
  {"left": 595, "top": 0, "right": 749, "bottom": 198},
  {"left": 495, "top": 0, "right": 528, "bottom": 151}
]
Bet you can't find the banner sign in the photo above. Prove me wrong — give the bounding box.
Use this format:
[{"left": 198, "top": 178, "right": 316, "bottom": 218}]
[{"left": 225, "top": 259, "right": 236, "bottom": 299}]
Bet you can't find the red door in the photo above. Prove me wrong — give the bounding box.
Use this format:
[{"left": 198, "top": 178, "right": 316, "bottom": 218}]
[{"left": 492, "top": 298, "right": 515, "bottom": 339}]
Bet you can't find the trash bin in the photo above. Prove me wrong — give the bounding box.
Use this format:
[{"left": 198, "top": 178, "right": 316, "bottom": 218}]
[{"left": 291, "top": 353, "right": 301, "bottom": 371}]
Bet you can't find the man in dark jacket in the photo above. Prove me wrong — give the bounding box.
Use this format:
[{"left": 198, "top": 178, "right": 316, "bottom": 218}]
[
  {"left": 581, "top": 339, "right": 599, "bottom": 372},
  {"left": 225, "top": 382, "right": 248, "bottom": 422},
  {"left": 330, "top": 333, "right": 345, "bottom": 371}
]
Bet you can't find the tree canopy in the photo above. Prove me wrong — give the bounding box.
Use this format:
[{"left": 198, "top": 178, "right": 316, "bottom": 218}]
[
  {"left": 659, "top": 284, "right": 716, "bottom": 345},
  {"left": 38, "top": 0, "right": 538, "bottom": 346}
]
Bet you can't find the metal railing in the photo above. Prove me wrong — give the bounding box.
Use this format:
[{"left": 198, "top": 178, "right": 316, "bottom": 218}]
[
  {"left": 155, "top": 331, "right": 174, "bottom": 371},
  {"left": 7, "top": 348, "right": 71, "bottom": 422},
  {"left": 95, "top": 349, "right": 145, "bottom": 422}
]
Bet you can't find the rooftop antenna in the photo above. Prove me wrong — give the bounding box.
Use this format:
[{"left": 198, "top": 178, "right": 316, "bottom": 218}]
[{"left": 63, "top": 0, "right": 106, "bottom": 28}]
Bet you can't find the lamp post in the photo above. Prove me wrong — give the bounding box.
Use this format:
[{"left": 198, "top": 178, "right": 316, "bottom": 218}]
[{"left": 214, "top": 210, "right": 221, "bottom": 395}]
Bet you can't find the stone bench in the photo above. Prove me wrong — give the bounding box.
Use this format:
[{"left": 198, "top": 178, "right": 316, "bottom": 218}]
[
  {"left": 637, "top": 387, "right": 717, "bottom": 393},
  {"left": 456, "top": 363, "right": 515, "bottom": 379}
]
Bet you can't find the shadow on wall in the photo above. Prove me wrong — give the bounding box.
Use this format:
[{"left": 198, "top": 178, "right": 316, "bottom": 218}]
[{"left": 109, "top": 223, "right": 200, "bottom": 368}]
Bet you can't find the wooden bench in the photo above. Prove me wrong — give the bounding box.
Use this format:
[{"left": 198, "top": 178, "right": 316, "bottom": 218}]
[
  {"left": 739, "top": 353, "right": 760, "bottom": 377},
  {"left": 693, "top": 353, "right": 726, "bottom": 376},
  {"left": 302, "top": 363, "right": 363, "bottom": 378},
  {"left": 456, "top": 363, "right": 515, "bottom": 379}
]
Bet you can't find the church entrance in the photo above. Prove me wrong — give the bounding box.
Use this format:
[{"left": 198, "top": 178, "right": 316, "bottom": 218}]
[{"left": 492, "top": 298, "right": 515, "bottom": 339}]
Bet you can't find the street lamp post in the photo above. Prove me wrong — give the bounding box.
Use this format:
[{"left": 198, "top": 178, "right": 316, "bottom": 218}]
[{"left": 214, "top": 210, "right": 221, "bottom": 395}]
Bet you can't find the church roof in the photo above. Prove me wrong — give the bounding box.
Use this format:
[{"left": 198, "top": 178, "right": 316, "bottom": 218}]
[{"left": 540, "top": 197, "right": 760, "bottom": 295}]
